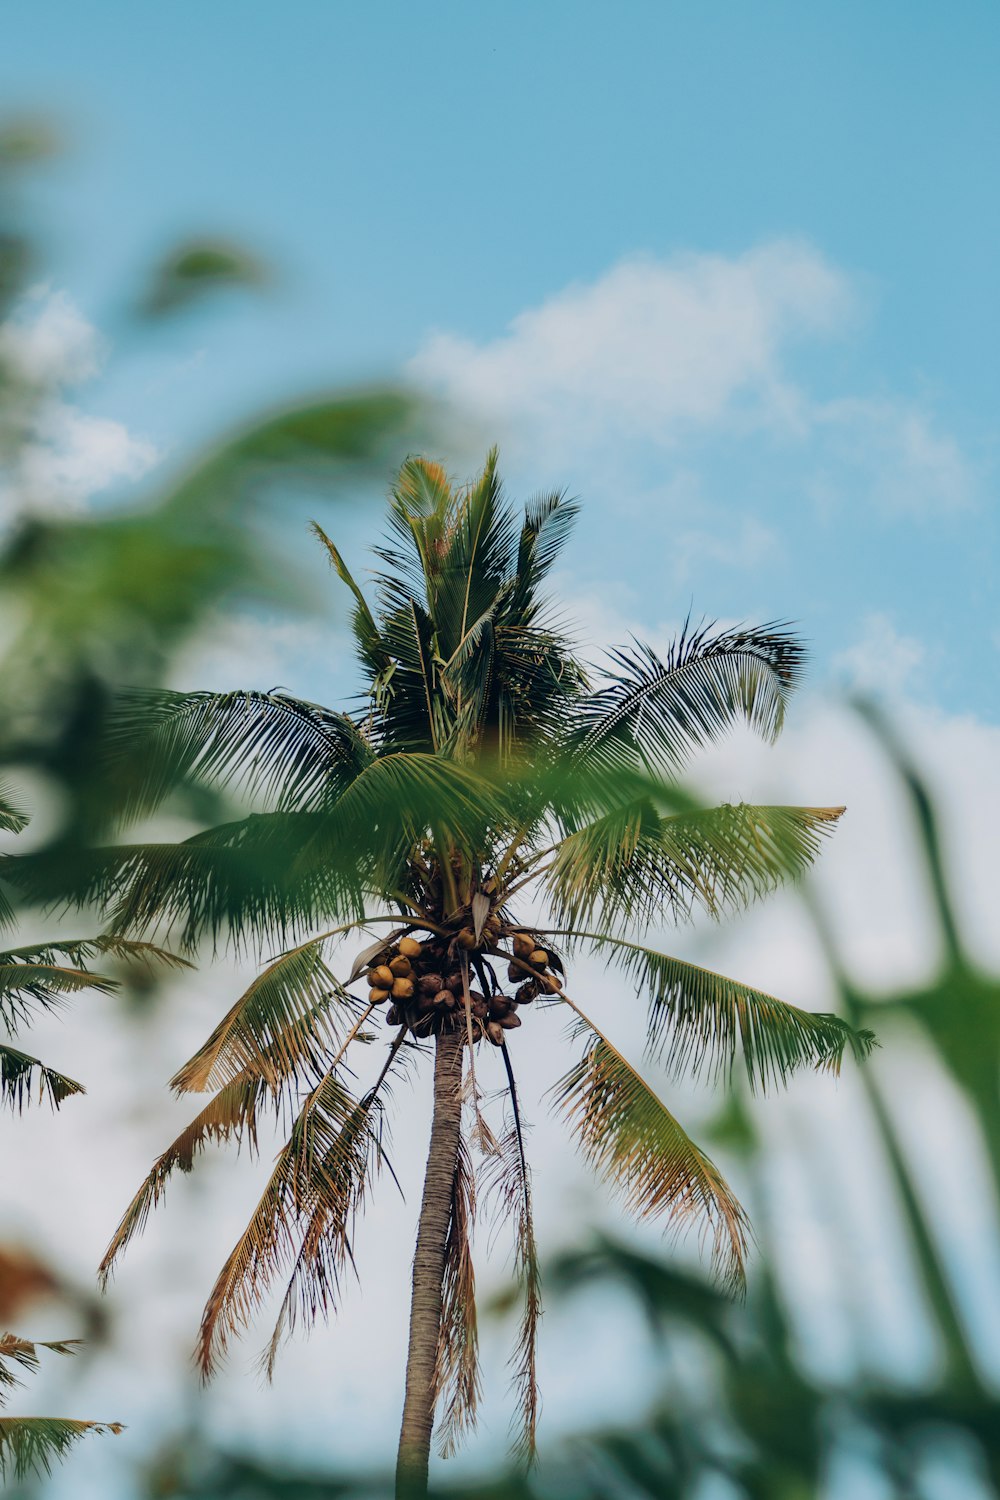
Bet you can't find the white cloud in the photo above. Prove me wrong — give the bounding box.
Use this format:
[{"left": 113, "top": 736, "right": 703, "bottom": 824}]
[
  {"left": 833, "top": 612, "right": 928, "bottom": 697},
  {"left": 16, "top": 401, "right": 159, "bottom": 508},
  {"left": 411, "top": 242, "right": 973, "bottom": 519},
  {"left": 0, "top": 284, "right": 104, "bottom": 387},
  {"left": 0, "top": 288, "right": 160, "bottom": 514},
  {"left": 413, "top": 241, "right": 852, "bottom": 463}
]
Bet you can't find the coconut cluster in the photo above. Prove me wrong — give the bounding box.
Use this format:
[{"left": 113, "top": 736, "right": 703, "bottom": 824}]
[{"left": 365, "top": 925, "right": 560, "bottom": 1046}]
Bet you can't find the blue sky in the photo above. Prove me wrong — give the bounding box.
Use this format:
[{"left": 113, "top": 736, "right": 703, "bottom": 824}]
[{"left": 2, "top": 0, "right": 998, "bottom": 716}]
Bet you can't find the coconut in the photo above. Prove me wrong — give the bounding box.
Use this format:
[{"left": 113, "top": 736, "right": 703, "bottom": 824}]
[
  {"left": 542, "top": 974, "right": 561, "bottom": 994},
  {"left": 499, "top": 1011, "right": 522, "bottom": 1030},
  {"left": 368, "top": 986, "right": 390, "bottom": 1004},
  {"left": 488, "top": 995, "right": 513, "bottom": 1020},
  {"left": 370, "top": 964, "right": 394, "bottom": 988},
  {"left": 432, "top": 990, "right": 453, "bottom": 1009},
  {"left": 416, "top": 991, "right": 436, "bottom": 1015},
  {"left": 445, "top": 972, "right": 465, "bottom": 995},
  {"left": 391, "top": 976, "right": 415, "bottom": 1000},
  {"left": 389, "top": 955, "right": 412, "bottom": 978},
  {"left": 485, "top": 1020, "right": 505, "bottom": 1046},
  {"left": 418, "top": 972, "right": 444, "bottom": 996},
  {"left": 515, "top": 981, "right": 539, "bottom": 1004},
  {"left": 529, "top": 949, "right": 549, "bottom": 968},
  {"left": 398, "top": 936, "right": 423, "bottom": 959},
  {"left": 512, "top": 933, "right": 534, "bottom": 959},
  {"left": 456, "top": 928, "right": 478, "bottom": 950},
  {"left": 386, "top": 1004, "right": 400, "bottom": 1025},
  {"left": 507, "top": 962, "right": 522, "bottom": 983},
  {"left": 470, "top": 995, "right": 488, "bottom": 1020},
  {"left": 485, "top": 914, "right": 502, "bottom": 939}
]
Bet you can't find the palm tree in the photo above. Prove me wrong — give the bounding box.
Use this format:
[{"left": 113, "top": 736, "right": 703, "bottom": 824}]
[{"left": 58, "top": 454, "right": 871, "bottom": 1497}]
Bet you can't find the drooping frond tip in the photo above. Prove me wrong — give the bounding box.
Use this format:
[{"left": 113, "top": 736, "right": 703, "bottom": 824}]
[{"left": 554, "top": 1033, "right": 749, "bottom": 1294}]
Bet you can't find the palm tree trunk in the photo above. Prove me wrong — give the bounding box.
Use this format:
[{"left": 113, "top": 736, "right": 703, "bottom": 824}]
[{"left": 395, "top": 1024, "right": 464, "bottom": 1498}]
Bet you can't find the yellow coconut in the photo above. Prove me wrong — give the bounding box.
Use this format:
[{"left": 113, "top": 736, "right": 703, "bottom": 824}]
[
  {"left": 512, "top": 933, "right": 534, "bottom": 959},
  {"left": 368, "top": 986, "right": 390, "bottom": 1004},
  {"left": 389, "top": 954, "right": 412, "bottom": 978},
  {"left": 370, "top": 964, "right": 394, "bottom": 988},
  {"left": 456, "top": 928, "right": 477, "bottom": 950},
  {"left": 398, "top": 936, "right": 423, "bottom": 959},
  {"left": 391, "top": 976, "right": 415, "bottom": 1000},
  {"left": 529, "top": 949, "right": 549, "bottom": 968}
]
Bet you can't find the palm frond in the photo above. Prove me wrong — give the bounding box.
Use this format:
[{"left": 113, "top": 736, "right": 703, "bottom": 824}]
[
  {"left": 551, "top": 1011, "right": 749, "bottom": 1292},
  {"left": 0, "top": 935, "right": 189, "bottom": 973},
  {"left": 0, "top": 1336, "right": 83, "bottom": 1404},
  {"left": 0, "top": 1417, "right": 123, "bottom": 1480},
  {"left": 170, "top": 937, "right": 358, "bottom": 1095},
  {"left": 545, "top": 803, "right": 843, "bottom": 933},
  {"left": 98, "top": 1069, "right": 271, "bottom": 1286},
  {"left": 0, "top": 1045, "right": 84, "bottom": 1112},
  {"left": 105, "top": 687, "right": 374, "bottom": 821},
  {"left": 258, "top": 1027, "right": 407, "bottom": 1380},
  {"left": 310, "top": 522, "right": 391, "bottom": 682},
  {"left": 550, "top": 930, "right": 876, "bottom": 1092},
  {"left": 196, "top": 1006, "right": 387, "bottom": 1377},
  {"left": 0, "top": 960, "right": 117, "bottom": 1033},
  {"left": 434, "top": 1134, "right": 481, "bottom": 1458},
  {"left": 481, "top": 1109, "right": 541, "bottom": 1465},
  {"left": 571, "top": 621, "right": 806, "bottom": 775},
  {"left": 0, "top": 783, "right": 29, "bottom": 834}
]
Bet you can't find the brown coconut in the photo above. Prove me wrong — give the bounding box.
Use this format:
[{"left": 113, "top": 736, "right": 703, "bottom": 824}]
[
  {"left": 512, "top": 933, "right": 534, "bottom": 959},
  {"left": 418, "top": 972, "right": 444, "bottom": 996},
  {"left": 499, "top": 1011, "right": 522, "bottom": 1030}
]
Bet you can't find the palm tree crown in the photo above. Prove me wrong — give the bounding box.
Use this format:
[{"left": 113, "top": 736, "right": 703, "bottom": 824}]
[{"left": 59, "top": 454, "right": 873, "bottom": 1495}]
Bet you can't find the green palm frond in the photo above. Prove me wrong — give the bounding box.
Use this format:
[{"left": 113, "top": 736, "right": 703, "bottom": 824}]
[
  {"left": 543, "top": 930, "right": 875, "bottom": 1092},
  {"left": 105, "top": 687, "right": 374, "bottom": 821},
  {"left": 0, "top": 935, "right": 189, "bottom": 973},
  {"left": 170, "top": 937, "right": 359, "bottom": 1095},
  {"left": 0, "top": 783, "right": 29, "bottom": 834},
  {"left": 0, "top": 1045, "right": 84, "bottom": 1111},
  {"left": 0, "top": 1336, "right": 84, "bottom": 1403},
  {"left": 545, "top": 803, "right": 844, "bottom": 932},
  {"left": 0, "top": 959, "right": 117, "bottom": 1032},
  {"left": 571, "top": 621, "right": 806, "bottom": 775},
  {"left": 434, "top": 1135, "right": 481, "bottom": 1459},
  {"left": 552, "top": 1016, "right": 749, "bottom": 1292},
  {"left": 311, "top": 522, "right": 390, "bottom": 681},
  {"left": 0, "top": 1416, "right": 123, "bottom": 1480}
]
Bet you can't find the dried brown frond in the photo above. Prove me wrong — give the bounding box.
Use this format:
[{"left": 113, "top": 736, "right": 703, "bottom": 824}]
[
  {"left": 553, "top": 1014, "right": 749, "bottom": 1294},
  {"left": 98, "top": 1070, "right": 267, "bottom": 1288}
]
